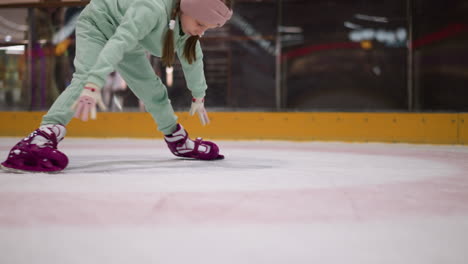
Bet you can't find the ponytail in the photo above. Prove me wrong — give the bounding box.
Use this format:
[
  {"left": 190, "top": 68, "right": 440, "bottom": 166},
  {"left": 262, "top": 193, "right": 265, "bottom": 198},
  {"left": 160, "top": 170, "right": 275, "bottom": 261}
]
[
  {"left": 182, "top": 35, "right": 199, "bottom": 65},
  {"left": 161, "top": 1, "right": 179, "bottom": 66}
]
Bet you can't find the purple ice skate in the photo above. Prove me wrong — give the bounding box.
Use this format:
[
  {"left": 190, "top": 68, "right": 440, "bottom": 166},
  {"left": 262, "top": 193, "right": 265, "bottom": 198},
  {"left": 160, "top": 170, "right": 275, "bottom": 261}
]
[
  {"left": 1, "top": 124, "right": 68, "bottom": 173},
  {"left": 165, "top": 124, "right": 224, "bottom": 160}
]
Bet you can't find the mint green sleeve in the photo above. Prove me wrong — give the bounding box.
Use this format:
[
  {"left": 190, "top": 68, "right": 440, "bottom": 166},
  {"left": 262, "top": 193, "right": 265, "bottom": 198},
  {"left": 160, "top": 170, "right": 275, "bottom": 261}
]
[
  {"left": 86, "top": 3, "right": 160, "bottom": 87},
  {"left": 176, "top": 40, "right": 208, "bottom": 99}
]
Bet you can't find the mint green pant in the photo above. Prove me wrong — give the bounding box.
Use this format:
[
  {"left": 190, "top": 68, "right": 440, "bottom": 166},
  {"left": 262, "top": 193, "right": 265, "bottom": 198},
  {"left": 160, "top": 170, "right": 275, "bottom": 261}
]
[{"left": 41, "top": 16, "right": 178, "bottom": 135}]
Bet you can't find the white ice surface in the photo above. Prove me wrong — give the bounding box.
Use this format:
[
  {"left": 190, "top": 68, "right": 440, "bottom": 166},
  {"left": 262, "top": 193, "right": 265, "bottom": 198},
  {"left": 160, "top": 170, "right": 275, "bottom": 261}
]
[{"left": 1, "top": 138, "right": 468, "bottom": 264}]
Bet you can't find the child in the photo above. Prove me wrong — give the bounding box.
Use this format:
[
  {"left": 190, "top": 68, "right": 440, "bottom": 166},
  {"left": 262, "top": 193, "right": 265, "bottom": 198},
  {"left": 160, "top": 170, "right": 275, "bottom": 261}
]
[{"left": 1, "top": 0, "right": 233, "bottom": 173}]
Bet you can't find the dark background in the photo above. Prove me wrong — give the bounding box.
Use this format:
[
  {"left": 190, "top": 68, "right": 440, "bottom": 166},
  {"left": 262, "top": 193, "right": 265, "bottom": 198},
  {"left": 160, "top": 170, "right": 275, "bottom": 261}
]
[{"left": 1, "top": 0, "right": 467, "bottom": 111}]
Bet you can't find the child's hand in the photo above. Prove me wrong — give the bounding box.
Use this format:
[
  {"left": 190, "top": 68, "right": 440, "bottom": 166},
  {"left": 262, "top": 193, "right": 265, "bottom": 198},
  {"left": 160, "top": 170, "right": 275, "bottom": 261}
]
[
  {"left": 189, "top": 97, "right": 210, "bottom": 125},
  {"left": 71, "top": 83, "right": 107, "bottom": 121}
]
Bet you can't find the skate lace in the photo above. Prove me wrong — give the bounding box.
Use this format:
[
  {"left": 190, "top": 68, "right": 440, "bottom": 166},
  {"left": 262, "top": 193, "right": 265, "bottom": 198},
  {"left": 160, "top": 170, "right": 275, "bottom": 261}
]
[{"left": 32, "top": 129, "right": 58, "bottom": 149}]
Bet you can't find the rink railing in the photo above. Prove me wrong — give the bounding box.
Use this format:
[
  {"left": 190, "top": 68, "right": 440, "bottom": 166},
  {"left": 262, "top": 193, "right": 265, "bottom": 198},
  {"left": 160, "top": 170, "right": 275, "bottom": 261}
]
[{"left": 0, "top": 112, "right": 467, "bottom": 145}]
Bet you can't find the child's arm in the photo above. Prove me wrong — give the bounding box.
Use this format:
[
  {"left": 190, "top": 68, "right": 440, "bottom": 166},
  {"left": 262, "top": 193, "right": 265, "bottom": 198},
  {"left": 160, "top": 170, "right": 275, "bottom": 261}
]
[
  {"left": 72, "top": 2, "right": 161, "bottom": 121},
  {"left": 176, "top": 40, "right": 210, "bottom": 125},
  {"left": 176, "top": 40, "right": 208, "bottom": 99}
]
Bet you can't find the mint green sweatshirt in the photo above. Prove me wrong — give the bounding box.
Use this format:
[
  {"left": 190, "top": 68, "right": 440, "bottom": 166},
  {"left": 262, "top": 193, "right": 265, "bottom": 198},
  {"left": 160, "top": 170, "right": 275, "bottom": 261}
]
[{"left": 84, "top": 0, "right": 207, "bottom": 98}]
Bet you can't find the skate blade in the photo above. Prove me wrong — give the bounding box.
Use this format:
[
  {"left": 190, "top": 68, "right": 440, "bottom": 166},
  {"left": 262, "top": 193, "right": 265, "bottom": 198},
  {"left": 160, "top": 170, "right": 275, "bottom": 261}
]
[
  {"left": 177, "top": 154, "right": 225, "bottom": 161},
  {"left": 1, "top": 164, "right": 63, "bottom": 174},
  {"left": 213, "top": 154, "right": 225, "bottom": 160}
]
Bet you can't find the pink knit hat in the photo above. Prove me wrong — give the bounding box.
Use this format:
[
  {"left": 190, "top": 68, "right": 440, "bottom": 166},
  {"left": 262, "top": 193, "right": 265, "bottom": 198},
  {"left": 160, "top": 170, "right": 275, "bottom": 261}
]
[{"left": 181, "top": 0, "right": 233, "bottom": 27}]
